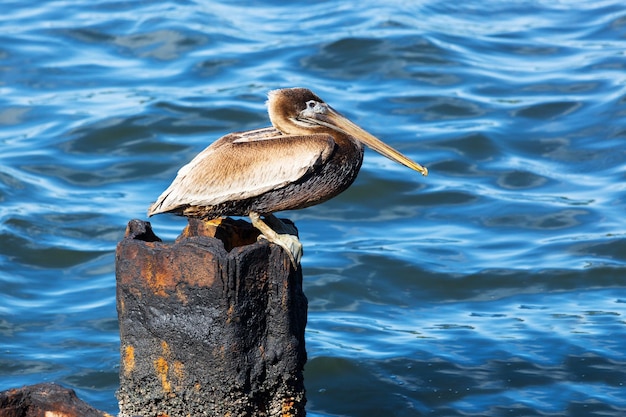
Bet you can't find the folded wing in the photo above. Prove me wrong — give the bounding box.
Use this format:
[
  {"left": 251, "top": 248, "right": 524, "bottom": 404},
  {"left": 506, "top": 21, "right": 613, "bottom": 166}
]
[{"left": 148, "top": 128, "right": 336, "bottom": 216}]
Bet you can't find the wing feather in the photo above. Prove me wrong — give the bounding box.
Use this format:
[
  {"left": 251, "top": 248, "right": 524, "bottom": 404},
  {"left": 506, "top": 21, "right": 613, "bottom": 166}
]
[{"left": 148, "top": 127, "right": 336, "bottom": 215}]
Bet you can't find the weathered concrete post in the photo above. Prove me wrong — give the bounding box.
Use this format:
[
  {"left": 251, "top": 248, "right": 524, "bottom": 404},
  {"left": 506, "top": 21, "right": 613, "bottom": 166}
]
[{"left": 115, "top": 218, "right": 307, "bottom": 416}]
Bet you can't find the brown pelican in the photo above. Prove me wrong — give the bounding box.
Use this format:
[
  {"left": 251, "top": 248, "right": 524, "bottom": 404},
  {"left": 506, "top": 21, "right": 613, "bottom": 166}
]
[{"left": 148, "top": 88, "right": 427, "bottom": 266}]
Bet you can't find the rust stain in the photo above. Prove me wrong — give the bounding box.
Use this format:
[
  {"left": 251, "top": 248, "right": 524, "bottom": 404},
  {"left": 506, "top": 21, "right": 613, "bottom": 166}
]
[
  {"left": 173, "top": 360, "right": 185, "bottom": 384},
  {"left": 154, "top": 356, "right": 171, "bottom": 393},
  {"left": 123, "top": 345, "right": 135, "bottom": 376},
  {"left": 139, "top": 256, "right": 175, "bottom": 297},
  {"left": 281, "top": 397, "right": 296, "bottom": 417},
  {"left": 123, "top": 235, "right": 220, "bottom": 296},
  {"left": 119, "top": 218, "right": 254, "bottom": 298},
  {"left": 154, "top": 341, "right": 173, "bottom": 393},
  {"left": 204, "top": 217, "right": 223, "bottom": 226},
  {"left": 181, "top": 217, "right": 260, "bottom": 250},
  {"left": 180, "top": 218, "right": 222, "bottom": 239},
  {"left": 161, "top": 340, "right": 171, "bottom": 356}
]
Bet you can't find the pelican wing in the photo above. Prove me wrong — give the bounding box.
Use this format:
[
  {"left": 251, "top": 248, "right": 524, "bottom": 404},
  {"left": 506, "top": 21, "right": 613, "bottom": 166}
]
[{"left": 148, "top": 128, "right": 336, "bottom": 215}]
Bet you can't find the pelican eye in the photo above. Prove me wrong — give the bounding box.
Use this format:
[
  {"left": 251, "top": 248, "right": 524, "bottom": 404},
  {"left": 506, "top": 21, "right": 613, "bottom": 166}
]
[
  {"left": 306, "top": 100, "right": 316, "bottom": 109},
  {"left": 303, "top": 100, "right": 327, "bottom": 115}
]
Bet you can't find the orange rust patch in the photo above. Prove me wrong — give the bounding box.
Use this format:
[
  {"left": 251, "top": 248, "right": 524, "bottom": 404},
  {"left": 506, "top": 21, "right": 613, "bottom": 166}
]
[
  {"left": 173, "top": 360, "right": 185, "bottom": 384},
  {"left": 138, "top": 255, "right": 176, "bottom": 297},
  {"left": 180, "top": 218, "right": 222, "bottom": 239},
  {"left": 123, "top": 237, "right": 219, "bottom": 295},
  {"left": 154, "top": 356, "right": 171, "bottom": 393},
  {"left": 154, "top": 340, "right": 173, "bottom": 392},
  {"left": 281, "top": 397, "right": 296, "bottom": 417},
  {"left": 160, "top": 340, "right": 172, "bottom": 357},
  {"left": 123, "top": 345, "right": 135, "bottom": 376},
  {"left": 204, "top": 218, "right": 224, "bottom": 227}
]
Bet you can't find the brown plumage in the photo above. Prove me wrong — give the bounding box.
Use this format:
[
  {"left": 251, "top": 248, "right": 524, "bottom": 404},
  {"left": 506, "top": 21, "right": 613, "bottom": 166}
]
[{"left": 148, "top": 87, "right": 428, "bottom": 265}]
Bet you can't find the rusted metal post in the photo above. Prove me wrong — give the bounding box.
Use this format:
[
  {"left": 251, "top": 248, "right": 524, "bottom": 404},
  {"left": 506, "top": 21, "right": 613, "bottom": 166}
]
[{"left": 115, "top": 218, "right": 307, "bottom": 417}]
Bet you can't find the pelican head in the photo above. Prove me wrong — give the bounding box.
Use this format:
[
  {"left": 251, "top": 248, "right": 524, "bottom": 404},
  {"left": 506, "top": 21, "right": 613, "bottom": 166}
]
[{"left": 267, "top": 88, "right": 428, "bottom": 176}]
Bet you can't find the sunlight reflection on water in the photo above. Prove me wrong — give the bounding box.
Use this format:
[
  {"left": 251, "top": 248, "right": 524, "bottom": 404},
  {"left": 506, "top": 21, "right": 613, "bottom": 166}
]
[{"left": 1, "top": 0, "right": 626, "bottom": 415}]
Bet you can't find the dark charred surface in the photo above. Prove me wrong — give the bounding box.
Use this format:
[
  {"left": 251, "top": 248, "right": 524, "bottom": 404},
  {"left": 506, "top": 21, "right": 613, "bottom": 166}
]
[
  {"left": 0, "top": 383, "right": 111, "bottom": 417},
  {"left": 115, "top": 218, "right": 308, "bottom": 417}
]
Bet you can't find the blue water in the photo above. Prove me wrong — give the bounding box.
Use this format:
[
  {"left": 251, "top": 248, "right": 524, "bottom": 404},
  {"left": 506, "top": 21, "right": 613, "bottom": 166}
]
[{"left": 2, "top": 1, "right": 626, "bottom": 416}]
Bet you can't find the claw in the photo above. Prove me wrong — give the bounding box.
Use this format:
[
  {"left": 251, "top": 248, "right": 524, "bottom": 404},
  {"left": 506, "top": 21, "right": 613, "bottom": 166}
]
[{"left": 257, "top": 232, "right": 302, "bottom": 266}]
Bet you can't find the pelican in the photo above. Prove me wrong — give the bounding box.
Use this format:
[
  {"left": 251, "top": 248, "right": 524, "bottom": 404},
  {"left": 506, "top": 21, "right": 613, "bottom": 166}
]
[{"left": 148, "top": 88, "right": 427, "bottom": 266}]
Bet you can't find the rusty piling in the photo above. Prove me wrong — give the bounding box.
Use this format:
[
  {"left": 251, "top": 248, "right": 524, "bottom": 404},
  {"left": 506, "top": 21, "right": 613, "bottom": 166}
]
[{"left": 115, "top": 218, "right": 307, "bottom": 416}]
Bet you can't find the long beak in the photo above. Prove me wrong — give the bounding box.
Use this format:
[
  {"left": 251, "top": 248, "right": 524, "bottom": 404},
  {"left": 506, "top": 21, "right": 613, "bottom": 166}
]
[{"left": 318, "top": 108, "right": 428, "bottom": 176}]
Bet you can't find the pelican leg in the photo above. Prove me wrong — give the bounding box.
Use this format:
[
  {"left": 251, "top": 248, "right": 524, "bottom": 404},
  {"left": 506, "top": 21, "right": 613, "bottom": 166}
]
[{"left": 249, "top": 211, "right": 302, "bottom": 267}]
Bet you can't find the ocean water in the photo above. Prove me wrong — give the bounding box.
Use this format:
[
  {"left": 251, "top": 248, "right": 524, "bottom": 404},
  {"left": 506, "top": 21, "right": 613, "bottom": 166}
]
[{"left": 1, "top": 1, "right": 625, "bottom": 416}]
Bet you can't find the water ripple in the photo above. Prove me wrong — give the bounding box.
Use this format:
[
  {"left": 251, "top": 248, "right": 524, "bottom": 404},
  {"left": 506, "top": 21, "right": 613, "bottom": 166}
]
[{"left": 1, "top": 0, "right": 626, "bottom": 415}]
